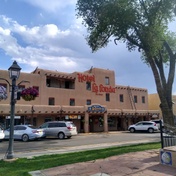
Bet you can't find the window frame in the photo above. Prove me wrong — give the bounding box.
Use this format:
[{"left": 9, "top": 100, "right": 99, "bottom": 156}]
[
  {"left": 105, "top": 77, "right": 110, "bottom": 85},
  {"left": 48, "top": 97, "right": 55, "bottom": 105},
  {"left": 70, "top": 98, "right": 75, "bottom": 106},
  {"left": 119, "top": 94, "right": 124, "bottom": 102},
  {"left": 106, "top": 93, "right": 110, "bottom": 102}
]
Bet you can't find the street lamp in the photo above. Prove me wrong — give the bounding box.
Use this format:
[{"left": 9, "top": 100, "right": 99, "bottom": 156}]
[{"left": 6, "top": 61, "right": 21, "bottom": 159}]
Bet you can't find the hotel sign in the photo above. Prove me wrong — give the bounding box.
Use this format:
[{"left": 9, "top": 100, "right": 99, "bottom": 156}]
[
  {"left": 77, "top": 73, "right": 116, "bottom": 94},
  {"left": 88, "top": 105, "right": 106, "bottom": 113}
]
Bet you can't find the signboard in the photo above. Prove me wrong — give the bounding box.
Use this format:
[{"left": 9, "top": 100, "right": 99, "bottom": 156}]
[
  {"left": 0, "top": 86, "right": 7, "bottom": 100},
  {"left": 65, "top": 115, "right": 81, "bottom": 119},
  {"left": 6, "top": 116, "right": 21, "bottom": 119},
  {"left": 88, "top": 105, "right": 106, "bottom": 113},
  {"left": 160, "top": 151, "right": 172, "bottom": 166}
]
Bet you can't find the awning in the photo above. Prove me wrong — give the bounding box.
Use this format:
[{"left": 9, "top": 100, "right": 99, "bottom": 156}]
[
  {"left": 122, "top": 109, "right": 136, "bottom": 115},
  {"left": 61, "top": 106, "right": 85, "bottom": 114},
  {"left": 107, "top": 109, "right": 122, "bottom": 115},
  {"left": 33, "top": 105, "right": 61, "bottom": 114},
  {"left": 0, "top": 104, "right": 32, "bottom": 114}
]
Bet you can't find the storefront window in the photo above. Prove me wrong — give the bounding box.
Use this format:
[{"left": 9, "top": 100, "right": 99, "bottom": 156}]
[{"left": 108, "top": 117, "right": 116, "bottom": 127}]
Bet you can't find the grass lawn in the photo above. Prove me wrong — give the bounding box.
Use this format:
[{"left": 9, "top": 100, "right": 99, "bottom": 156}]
[{"left": 0, "top": 142, "right": 161, "bottom": 176}]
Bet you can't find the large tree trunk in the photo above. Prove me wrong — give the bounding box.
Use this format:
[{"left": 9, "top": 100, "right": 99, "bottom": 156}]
[{"left": 147, "top": 55, "right": 175, "bottom": 128}]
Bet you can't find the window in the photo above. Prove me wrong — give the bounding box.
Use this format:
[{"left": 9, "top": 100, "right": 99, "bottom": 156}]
[
  {"left": 86, "top": 82, "right": 91, "bottom": 90},
  {"left": 70, "top": 98, "right": 75, "bottom": 106},
  {"left": 134, "top": 95, "right": 137, "bottom": 103},
  {"left": 48, "top": 97, "right": 55, "bottom": 105},
  {"left": 142, "top": 96, "right": 145, "bottom": 103},
  {"left": 105, "top": 77, "right": 109, "bottom": 85},
  {"left": 46, "top": 79, "right": 50, "bottom": 87},
  {"left": 106, "top": 93, "right": 110, "bottom": 101},
  {"left": 86, "top": 99, "right": 91, "bottom": 105},
  {"left": 120, "top": 94, "right": 124, "bottom": 102}
]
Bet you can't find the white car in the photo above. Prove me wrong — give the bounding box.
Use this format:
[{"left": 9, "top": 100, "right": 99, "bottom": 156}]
[
  {"left": 128, "top": 121, "right": 158, "bottom": 133},
  {"left": 0, "top": 126, "right": 5, "bottom": 141},
  {"left": 4, "top": 125, "right": 45, "bottom": 142}
]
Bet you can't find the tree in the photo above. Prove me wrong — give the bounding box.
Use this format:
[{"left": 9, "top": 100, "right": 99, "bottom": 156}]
[{"left": 76, "top": 0, "right": 176, "bottom": 129}]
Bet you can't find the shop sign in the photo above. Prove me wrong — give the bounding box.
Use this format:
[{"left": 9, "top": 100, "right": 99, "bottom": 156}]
[
  {"left": 0, "top": 86, "right": 7, "bottom": 100},
  {"left": 88, "top": 105, "right": 106, "bottom": 113},
  {"left": 6, "top": 116, "right": 21, "bottom": 119},
  {"left": 160, "top": 151, "right": 172, "bottom": 166},
  {"left": 65, "top": 115, "right": 81, "bottom": 119}
]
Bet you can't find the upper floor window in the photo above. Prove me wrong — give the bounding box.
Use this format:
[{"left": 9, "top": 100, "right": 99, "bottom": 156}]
[
  {"left": 86, "top": 82, "right": 91, "bottom": 90},
  {"left": 70, "top": 98, "right": 75, "bottom": 106},
  {"left": 106, "top": 93, "right": 110, "bottom": 101},
  {"left": 86, "top": 99, "right": 91, "bottom": 105},
  {"left": 105, "top": 77, "right": 109, "bottom": 85},
  {"left": 46, "top": 79, "right": 50, "bottom": 87},
  {"left": 48, "top": 97, "right": 55, "bottom": 105},
  {"left": 142, "top": 96, "right": 145, "bottom": 103},
  {"left": 120, "top": 94, "right": 124, "bottom": 102},
  {"left": 134, "top": 95, "right": 137, "bottom": 103}
]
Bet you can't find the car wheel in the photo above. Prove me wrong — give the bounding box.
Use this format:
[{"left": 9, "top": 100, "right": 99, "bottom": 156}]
[
  {"left": 22, "top": 134, "right": 29, "bottom": 142},
  {"left": 58, "top": 132, "right": 65, "bottom": 139},
  {"left": 130, "top": 128, "right": 135, "bottom": 133},
  {"left": 148, "top": 128, "right": 154, "bottom": 133}
]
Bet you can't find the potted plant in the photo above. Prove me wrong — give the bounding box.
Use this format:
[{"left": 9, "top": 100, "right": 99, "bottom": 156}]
[{"left": 21, "top": 87, "right": 39, "bottom": 101}]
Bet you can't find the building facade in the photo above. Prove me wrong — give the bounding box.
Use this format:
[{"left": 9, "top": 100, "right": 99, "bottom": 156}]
[
  {"left": 0, "top": 67, "right": 159, "bottom": 132},
  {"left": 148, "top": 93, "right": 176, "bottom": 119}
]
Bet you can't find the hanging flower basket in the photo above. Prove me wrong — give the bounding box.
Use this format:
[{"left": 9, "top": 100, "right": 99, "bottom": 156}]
[{"left": 21, "top": 87, "right": 39, "bottom": 101}]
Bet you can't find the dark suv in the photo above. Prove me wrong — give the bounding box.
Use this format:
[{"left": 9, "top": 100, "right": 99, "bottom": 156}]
[{"left": 39, "top": 121, "right": 77, "bottom": 139}]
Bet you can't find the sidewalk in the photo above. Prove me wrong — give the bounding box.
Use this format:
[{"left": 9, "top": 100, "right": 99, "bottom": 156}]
[{"left": 29, "top": 149, "right": 176, "bottom": 176}]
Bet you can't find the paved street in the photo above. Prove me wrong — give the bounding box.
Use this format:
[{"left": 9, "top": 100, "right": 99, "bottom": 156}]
[{"left": 0, "top": 131, "right": 161, "bottom": 159}]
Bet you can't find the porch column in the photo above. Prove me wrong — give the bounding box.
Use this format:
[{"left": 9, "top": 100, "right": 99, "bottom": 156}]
[
  {"left": 103, "top": 112, "right": 108, "bottom": 132},
  {"left": 84, "top": 111, "right": 89, "bottom": 133}
]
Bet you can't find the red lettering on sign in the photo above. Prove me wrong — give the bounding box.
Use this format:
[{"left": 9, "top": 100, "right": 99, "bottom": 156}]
[{"left": 77, "top": 73, "right": 95, "bottom": 82}]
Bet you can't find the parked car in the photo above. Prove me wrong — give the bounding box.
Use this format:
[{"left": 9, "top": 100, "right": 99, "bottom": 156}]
[
  {"left": 4, "top": 125, "right": 45, "bottom": 142},
  {"left": 128, "top": 121, "right": 158, "bottom": 133},
  {"left": 151, "top": 119, "right": 164, "bottom": 130},
  {"left": 0, "top": 126, "right": 5, "bottom": 141},
  {"left": 39, "top": 121, "right": 78, "bottom": 139}
]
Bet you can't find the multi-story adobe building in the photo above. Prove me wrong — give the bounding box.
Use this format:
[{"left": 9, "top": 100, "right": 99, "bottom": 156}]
[
  {"left": 0, "top": 67, "right": 159, "bottom": 133},
  {"left": 149, "top": 93, "right": 176, "bottom": 120}
]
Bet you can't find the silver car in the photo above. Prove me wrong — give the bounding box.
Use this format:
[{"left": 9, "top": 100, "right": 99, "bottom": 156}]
[
  {"left": 128, "top": 121, "right": 158, "bottom": 133},
  {"left": 4, "top": 125, "right": 45, "bottom": 142},
  {"left": 39, "top": 121, "right": 78, "bottom": 139}
]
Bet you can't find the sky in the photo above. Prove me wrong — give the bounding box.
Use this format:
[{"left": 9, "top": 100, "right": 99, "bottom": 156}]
[{"left": 0, "top": 0, "right": 175, "bottom": 94}]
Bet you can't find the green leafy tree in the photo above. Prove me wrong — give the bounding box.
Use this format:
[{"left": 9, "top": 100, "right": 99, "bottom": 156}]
[{"left": 76, "top": 0, "right": 176, "bottom": 128}]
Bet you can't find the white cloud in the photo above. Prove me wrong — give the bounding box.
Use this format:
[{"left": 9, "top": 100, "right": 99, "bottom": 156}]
[
  {"left": 0, "top": 15, "right": 93, "bottom": 73},
  {"left": 20, "top": 0, "right": 77, "bottom": 13}
]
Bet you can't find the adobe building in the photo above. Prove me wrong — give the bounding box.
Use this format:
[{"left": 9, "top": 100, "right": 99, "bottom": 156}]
[
  {"left": 148, "top": 93, "right": 176, "bottom": 119},
  {"left": 0, "top": 67, "right": 159, "bottom": 133}
]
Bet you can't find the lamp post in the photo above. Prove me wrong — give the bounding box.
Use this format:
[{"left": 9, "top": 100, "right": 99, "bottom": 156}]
[{"left": 6, "top": 61, "right": 21, "bottom": 159}]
